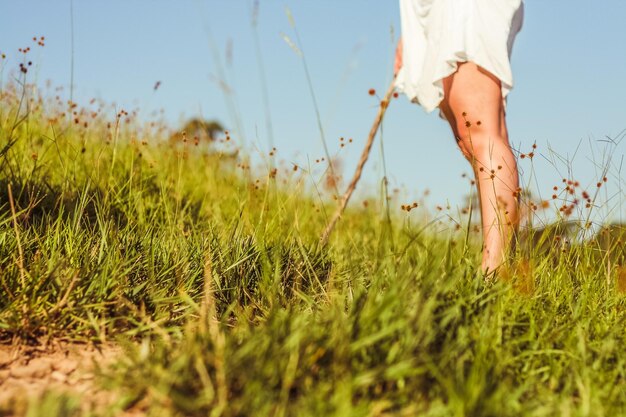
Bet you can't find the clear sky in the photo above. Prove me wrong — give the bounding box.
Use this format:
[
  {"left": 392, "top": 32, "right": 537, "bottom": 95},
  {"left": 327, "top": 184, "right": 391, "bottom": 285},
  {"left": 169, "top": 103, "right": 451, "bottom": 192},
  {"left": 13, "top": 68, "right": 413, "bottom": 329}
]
[{"left": 2, "top": 1, "right": 625, "bottom": 223}]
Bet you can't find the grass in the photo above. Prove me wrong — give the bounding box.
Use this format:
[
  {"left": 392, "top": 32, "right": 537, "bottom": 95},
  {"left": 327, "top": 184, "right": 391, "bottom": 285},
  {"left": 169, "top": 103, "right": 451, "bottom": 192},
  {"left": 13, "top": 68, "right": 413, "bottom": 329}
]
[{"left": 1, "top": 67, "right": 626, "bottom": 417}]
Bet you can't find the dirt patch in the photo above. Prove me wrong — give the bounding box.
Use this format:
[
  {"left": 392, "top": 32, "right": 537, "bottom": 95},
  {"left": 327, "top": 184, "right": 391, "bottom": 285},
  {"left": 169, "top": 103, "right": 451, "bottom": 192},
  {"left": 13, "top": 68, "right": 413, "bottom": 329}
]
[{"left": 0, "top": 342, "right": 134, "bottom": 416}]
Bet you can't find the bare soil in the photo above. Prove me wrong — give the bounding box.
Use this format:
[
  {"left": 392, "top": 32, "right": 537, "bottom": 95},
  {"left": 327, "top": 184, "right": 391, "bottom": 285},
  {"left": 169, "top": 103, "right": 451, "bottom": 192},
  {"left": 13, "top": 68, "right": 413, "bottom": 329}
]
[{"left": 0, "top": 342, "right": 137, "bottom": 416}]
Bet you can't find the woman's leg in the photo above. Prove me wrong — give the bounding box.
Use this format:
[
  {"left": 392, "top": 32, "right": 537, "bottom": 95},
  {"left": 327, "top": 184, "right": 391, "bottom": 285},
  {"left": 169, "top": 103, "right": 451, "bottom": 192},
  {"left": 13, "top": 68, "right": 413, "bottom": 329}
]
[{"left": 439, "top": 62, "right": 519, "bottom": 274}]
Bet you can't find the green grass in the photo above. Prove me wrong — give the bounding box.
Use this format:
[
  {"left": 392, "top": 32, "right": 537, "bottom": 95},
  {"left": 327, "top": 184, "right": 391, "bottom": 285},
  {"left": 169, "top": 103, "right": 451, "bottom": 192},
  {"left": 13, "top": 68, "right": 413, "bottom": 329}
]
[{"left": 1, "top": 80, "right": 626, "bottom": 417}]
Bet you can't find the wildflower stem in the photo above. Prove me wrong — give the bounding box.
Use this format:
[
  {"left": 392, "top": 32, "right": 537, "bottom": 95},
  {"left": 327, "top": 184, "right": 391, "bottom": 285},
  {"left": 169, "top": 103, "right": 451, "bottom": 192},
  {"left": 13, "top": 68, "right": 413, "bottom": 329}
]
[{"left": 320, "top": 77, "right": 396, "bottom": 246}]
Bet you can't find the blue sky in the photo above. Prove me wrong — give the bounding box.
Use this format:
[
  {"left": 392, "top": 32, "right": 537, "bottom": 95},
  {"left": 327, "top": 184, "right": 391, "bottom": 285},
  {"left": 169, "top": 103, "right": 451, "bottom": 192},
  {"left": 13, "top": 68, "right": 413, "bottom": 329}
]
[{"left": 2, "top": 1, "right": 625, "bottom": 222}]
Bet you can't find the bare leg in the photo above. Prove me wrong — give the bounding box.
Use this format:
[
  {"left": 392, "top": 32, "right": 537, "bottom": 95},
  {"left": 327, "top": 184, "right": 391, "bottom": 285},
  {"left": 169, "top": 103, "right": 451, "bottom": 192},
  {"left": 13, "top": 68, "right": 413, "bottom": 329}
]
[{"left": 439, "top": 62, "right": 519, "bottom": 274}]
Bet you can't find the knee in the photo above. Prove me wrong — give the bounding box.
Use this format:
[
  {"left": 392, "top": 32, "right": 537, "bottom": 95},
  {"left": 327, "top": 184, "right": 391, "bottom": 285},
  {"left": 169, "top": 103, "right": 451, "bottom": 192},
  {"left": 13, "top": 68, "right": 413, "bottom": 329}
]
[
  {"left": 454, "top": 123, "right": 493, "bottom": 160},
  {"left": 456, "top": 119, "right": 510, "bottom": 159}
]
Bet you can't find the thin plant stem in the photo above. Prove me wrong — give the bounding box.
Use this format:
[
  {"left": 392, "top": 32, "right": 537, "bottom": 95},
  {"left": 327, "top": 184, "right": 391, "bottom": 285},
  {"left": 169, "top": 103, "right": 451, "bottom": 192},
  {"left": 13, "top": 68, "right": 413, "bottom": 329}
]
[{"left": 320, "top": 77, "right": 396, "bottom": 246}]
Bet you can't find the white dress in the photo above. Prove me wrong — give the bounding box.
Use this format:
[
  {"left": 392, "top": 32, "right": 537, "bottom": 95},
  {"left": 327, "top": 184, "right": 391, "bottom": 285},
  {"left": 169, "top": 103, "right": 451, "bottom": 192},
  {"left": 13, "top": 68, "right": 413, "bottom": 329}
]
[{"left": 395, "top": 0, "right": 524, "bottom": 117}]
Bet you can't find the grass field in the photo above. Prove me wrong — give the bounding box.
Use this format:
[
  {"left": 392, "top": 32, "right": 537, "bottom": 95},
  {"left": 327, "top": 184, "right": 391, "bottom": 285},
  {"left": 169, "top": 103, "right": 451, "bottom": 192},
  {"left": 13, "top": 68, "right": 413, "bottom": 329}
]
[{"left": 1, "top": 69, "right": 626, "bottom": 417}]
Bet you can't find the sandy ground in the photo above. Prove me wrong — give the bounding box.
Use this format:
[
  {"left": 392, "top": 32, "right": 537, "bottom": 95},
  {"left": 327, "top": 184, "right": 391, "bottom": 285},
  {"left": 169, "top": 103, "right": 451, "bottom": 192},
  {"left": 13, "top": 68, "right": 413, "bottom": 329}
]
[{"left": 0, "top": 342, "right": 137, "bottom": 416}]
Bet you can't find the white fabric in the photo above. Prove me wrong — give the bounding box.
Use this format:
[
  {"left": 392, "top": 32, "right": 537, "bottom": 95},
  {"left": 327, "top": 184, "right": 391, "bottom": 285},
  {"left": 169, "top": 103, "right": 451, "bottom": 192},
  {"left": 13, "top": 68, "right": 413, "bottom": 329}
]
[{"left": 395, "top": 0, "right": 524, "bottom": 117}]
